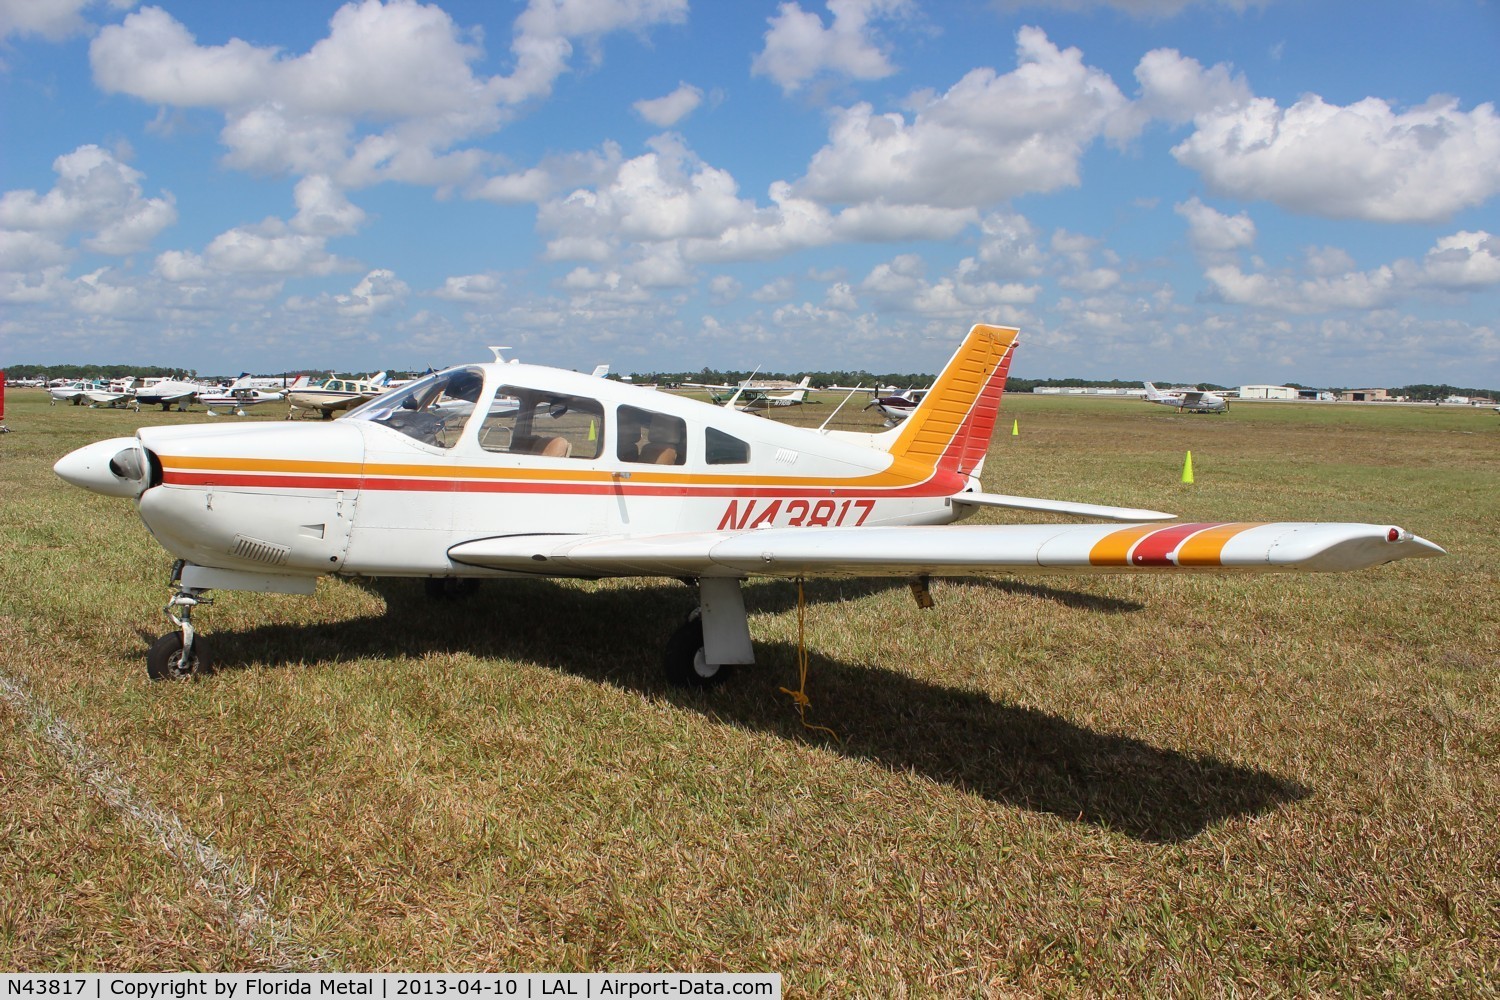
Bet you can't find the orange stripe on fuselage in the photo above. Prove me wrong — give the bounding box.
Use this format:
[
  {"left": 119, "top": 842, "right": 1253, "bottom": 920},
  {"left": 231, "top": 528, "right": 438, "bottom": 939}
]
[{"left": 154, "top": 454, "right": 965, "bottom": 496}]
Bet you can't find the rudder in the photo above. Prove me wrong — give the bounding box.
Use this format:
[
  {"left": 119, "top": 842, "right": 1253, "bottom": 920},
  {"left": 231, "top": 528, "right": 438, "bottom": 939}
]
[{"left": 884, "top": 324, "right": 1018, "bottom": 477}]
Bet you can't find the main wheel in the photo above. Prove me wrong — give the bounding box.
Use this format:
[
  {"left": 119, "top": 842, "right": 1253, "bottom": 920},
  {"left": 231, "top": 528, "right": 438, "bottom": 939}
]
[
  {"left": 663, "top": 616, "right": 732, "bottom": 689},
  {"left": 146, "top": 632, "right": 211, "bottom": 681}
]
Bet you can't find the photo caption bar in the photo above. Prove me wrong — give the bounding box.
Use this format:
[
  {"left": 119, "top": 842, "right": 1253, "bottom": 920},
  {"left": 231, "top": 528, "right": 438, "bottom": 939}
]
[{"left": 0, "top": 976, "right": 780, "bottom": 1000}]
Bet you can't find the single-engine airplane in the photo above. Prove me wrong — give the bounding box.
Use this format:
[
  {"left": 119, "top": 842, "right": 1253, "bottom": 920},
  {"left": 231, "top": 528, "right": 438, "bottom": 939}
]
[
  {"left": 287, "top": 372, "right": 388, "bottom": 419},
  {"left": 54, "top": 324, "right": 1443, "bottom": 686},
  {"left": 201, "top": 373, "right": 291, "bottom": 417},
  {"left": 1144, "top": 381, "right": 1229, "bottom": 413},
  {"left": 703, "top": 376, "right": 815, "bottom": 412},
  {"left": 134, "top": 377, "right": 201, "bottom": 412},
  {"left": 865, "top": 387, "right": 930, "bottom": 425}
]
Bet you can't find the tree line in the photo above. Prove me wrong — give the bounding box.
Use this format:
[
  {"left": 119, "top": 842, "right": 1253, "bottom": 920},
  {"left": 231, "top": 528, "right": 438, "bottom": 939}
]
[{"left": 7, "top": 362, "right": 1493, "bottom": 401}]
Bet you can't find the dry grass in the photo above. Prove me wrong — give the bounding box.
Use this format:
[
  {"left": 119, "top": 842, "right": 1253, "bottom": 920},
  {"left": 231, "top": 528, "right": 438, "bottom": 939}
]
[{"left": 1, "top": 389, "right": 1496, "bottom": 995}]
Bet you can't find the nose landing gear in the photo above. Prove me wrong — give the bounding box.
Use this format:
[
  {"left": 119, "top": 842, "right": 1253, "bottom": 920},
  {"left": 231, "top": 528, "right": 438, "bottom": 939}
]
[{"left": 148, "top": 561, "right": 213, "bottom": 680}]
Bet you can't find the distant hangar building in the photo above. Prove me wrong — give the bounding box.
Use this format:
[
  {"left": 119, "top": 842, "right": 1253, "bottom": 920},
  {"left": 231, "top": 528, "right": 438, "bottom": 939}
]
[{"left": 1237, "top": 384, "right": 1299, "bottom": 400}]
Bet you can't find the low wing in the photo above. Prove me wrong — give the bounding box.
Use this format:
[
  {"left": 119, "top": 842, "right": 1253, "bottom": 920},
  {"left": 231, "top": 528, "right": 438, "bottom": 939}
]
[{"left": 448, "top": 522, "right": 1444, "bottom": 580}]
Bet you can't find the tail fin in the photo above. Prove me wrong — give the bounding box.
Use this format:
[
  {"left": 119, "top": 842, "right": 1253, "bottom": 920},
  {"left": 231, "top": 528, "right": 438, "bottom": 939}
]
[{"left": 882, "top": 324, "right": 1018, "bottom": 476}]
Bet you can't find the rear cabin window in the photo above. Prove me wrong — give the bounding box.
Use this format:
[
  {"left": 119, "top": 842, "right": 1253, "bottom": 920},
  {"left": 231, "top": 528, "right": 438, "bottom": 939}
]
[
  {"left": 706, "top": 427, "right": 750, "bottom": 465},
  {"left": 618, "top": 405, "right": 686, "bottom": 466},
  {"left": 478, "top": 387, "right": 603, "bottom": 459}
]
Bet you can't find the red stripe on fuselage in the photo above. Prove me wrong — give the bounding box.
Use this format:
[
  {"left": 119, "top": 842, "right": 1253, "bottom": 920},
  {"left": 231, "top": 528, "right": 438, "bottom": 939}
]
[{"left": 160, "top": 469, "right": 966, "bottom": 500}]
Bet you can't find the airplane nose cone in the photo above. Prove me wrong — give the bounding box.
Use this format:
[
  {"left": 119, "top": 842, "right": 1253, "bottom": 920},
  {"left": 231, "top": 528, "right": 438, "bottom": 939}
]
[{"left": 54, "top": 437, "right": 149, "bottom": 499}]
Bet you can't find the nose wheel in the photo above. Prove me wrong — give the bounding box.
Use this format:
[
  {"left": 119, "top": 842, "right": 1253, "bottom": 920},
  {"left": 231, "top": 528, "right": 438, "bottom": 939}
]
[
  {"left": 147, "top": 630, "right": 211, "bottom": 680},
  {"left": 149, "top": 565, "right": 213, "bottom": 680}
]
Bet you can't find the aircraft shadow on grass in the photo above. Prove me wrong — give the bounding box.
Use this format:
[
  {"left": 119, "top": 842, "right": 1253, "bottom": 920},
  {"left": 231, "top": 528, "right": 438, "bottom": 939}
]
[{"left": 143, "top": 576, "right": 1303, "bottom": 844}]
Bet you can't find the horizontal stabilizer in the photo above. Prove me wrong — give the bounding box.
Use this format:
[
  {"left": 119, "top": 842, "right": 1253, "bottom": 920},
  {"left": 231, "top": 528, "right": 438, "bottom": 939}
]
[
  {"left": 952, "top": 491, "right": 1175, "bottom": 522},
  {"left": 449, "top": 522, "right": 1444, "bottom": 580}
]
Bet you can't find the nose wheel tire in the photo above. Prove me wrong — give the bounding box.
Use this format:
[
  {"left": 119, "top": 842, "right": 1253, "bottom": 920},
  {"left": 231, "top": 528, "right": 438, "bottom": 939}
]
[
  {"left": 146, "top": 632, "right": 212, "bottom": 681},
  {"left": 663, "top": 617, "right": 732, "bottom": 689}
]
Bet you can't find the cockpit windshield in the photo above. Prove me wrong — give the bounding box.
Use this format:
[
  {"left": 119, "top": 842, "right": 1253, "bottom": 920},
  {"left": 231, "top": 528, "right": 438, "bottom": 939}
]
[{"left": 345, "top": 367, "right": 485, "bottom": 448}]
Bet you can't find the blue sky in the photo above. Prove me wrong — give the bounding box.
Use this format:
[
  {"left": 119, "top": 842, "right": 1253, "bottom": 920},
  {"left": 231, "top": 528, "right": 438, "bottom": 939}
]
[{"left": 2, "top": 0, "right": 1497, "bottom": 387}]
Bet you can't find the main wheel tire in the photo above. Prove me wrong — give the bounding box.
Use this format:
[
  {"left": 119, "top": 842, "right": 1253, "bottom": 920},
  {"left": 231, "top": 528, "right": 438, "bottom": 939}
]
[
  {"left": 146, "top": 632, "right": 211, "bottom": 681},
  {"left": 663, "top": 617, "right": 732, "bottom": 689}
]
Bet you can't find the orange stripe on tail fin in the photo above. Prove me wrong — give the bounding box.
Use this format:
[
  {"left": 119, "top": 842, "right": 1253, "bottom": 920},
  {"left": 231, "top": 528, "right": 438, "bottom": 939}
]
[{"left": 885, "top": 324, "right": 1018, "bottom": 476}]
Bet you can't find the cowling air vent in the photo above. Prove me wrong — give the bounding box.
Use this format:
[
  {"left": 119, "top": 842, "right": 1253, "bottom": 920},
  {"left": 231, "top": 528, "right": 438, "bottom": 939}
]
[{"left": 232, "top": 534, "right": 291, "bottom": 566}]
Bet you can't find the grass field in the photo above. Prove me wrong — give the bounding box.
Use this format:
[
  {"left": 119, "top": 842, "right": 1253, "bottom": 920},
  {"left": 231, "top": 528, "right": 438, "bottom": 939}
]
[{"left": 1, "top": 388, "right": 1496, "bottom": 994}]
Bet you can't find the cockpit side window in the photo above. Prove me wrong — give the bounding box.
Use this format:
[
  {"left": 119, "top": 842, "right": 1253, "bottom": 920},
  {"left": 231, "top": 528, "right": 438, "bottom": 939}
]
[
  {"left": 345, "top": 367, "right": 483, "bottom": 449},
  {"left": 706, "top": 427, "right": 750, "bottom": 465},
  {"left": 479, "top": 386, "right": 604, "bottom": 459},
  {"left": 618, "top": 405, "right": 686, "bottom": 465}
]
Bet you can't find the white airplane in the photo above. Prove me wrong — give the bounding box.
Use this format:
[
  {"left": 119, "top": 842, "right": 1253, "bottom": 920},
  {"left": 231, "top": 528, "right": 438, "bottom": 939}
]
[
  {"left": 1144, "top": 382, "right": 1229, "bottom": 413},
  {"left": 133, "top": 377, "right": 201, "bottom": 411},
  {"left": 201, "top": 373, "right": 292, "bottom": 417},
  {"left": 286, "top": 372, "right": 388, "bottom": 418},
  {"left": 82, "top": 377, "right": 137, "bottom": 409},
  {"left": 54, "top": 324, "right": 1443, "bottom": 685},
  {"left": 49, "top": 379, "right": 100, "bottom": 405}
]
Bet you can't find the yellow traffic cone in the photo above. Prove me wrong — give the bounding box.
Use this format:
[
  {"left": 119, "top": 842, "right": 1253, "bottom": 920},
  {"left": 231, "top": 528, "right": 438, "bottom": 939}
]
[
  {"left": 1011, "top": 419, "right": 1019, "bottom": 437},
  {"left": 1181, "top": 450, "right": 1194, "bottom": 484}
]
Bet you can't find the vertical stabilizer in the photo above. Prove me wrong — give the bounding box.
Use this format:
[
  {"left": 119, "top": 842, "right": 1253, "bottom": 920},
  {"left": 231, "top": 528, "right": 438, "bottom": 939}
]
[{"left": 882, "top": 324, "right": 1018, "bottom": 476}]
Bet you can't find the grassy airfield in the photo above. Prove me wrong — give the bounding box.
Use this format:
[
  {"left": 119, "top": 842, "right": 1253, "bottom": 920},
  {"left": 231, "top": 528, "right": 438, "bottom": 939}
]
[{"left": 1, "top": 388, "right": 1495, "bottom": 993}]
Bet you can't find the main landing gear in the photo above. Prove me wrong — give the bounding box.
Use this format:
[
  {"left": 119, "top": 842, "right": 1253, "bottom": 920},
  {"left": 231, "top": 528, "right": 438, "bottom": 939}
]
[
  {"left": 663, "top": 578, "right": 755, "bottom": 689},
  {"left": 148, "top": 562, "right": 212, "bottom": 680},
  {"left": 664, "top": 611, "right": 727, "bottom": 688}
]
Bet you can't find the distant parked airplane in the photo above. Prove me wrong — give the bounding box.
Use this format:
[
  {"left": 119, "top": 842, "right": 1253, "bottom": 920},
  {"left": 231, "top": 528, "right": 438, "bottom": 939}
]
[{"left": 1143, "top": 382, "right": 1229, "bottom": 413}]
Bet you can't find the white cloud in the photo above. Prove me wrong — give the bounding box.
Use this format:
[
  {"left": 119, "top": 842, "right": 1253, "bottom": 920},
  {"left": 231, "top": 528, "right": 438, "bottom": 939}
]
[
  {"left": 751, "top": 0, "right": 914, "bottom": 94},
  {"left": 993, "top": 0, "right": 1266, "bottom": 15},
  {"left": 538, "top": 136, "right": 764, "bottom": 259},
  {"left": 497, "top": 0, "right": 689, "bottom": 104},
  {"left": 434, "top": 272, "right": 507, "bottom": 302},
  {"left": 1173, "top": 94, "right": 1500, "bottom": 223},
  {"left": 1414, "top": 231, "right": 1500, "bottom": 290},
  {"left": 1175, "top": 197, "right": 1255, "bottom": 254},
  {"left": 90, "top": 1, "right": 687, "bottom": 189},
  {"left": 797, "top": 27, "right": 1128, "bottom": 208},
  {"left": 155, "top": 216, "right": 353, "bottom": 281},
  {"left": 751, "top": 276, "right": 798, "bottom": 302},
  {"left": 1134, "top": 48, "right": 1250, "bottom": 124},
  {"left": 472, "top": 145, "right": 622, "bottom": 204},
  {"left": 0, "top": 145, "right": 176, "bottom": 268},
  {"left": 688, "top": 182, "right": 836, "bottom": 261},
  {"left": 633, "top": 83, "right": 704, "bottom": 127},
  {"left": 1201, "top": 229, "right": 1500, "bottom": 313},
  {"left": 0, "top": 0, "right": 133, "bottom": 42},
  {"left": 336, "top": 268, "right": 409, "bottom": 315},
  {"left": 974, "top": 211, "right": 1047, "bottom": 279},
  {"left": 291, "top": 176, "right": 366, "bottom": 237},
  {"left": 859, "top": 251, "right": 1038, "bottom": 317},
  {"left": 90, "top": 6, "right": 279, "bottom": 108}
]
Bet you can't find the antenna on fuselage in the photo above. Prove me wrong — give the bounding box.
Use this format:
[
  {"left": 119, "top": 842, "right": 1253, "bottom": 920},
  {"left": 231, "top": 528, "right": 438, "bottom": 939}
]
[{"left": 723, "top": 365, "right": 762, "bottom": 410}]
